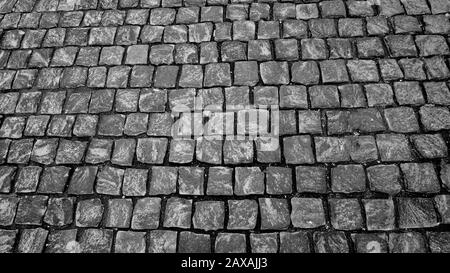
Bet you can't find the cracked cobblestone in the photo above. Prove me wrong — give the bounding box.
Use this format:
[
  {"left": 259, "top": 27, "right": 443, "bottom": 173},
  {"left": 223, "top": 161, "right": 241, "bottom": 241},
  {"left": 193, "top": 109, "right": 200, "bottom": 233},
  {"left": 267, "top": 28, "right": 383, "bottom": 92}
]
[{"left": 0, "top": 0, "right": 449, "bottom": 254}]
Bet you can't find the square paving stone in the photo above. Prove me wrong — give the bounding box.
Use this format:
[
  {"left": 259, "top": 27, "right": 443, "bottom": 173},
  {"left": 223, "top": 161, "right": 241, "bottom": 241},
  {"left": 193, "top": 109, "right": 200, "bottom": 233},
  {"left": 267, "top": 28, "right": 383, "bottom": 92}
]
[
  {"left": 136, "top": 138, "right": 168, "bottom": 164},
  {"left": 68, "top": 166, "right": 98, "bottom": 195},
  {"left": 296, "top": 166, "right": 327, "bottom": 193},
  {"left": 30, "top": 139, "right": 58, "bottom": 166},
  {"left": 0, "top": 166, "right": 16, "bottom": 193},
  {"left": 227, "top": 199, "right": 258, "bottom": 230},
  {"left": 122, "top": 168, "right": 148, "bottom": 196},
  {"left": 89, "top": 89, "right": 115, "bottom": 113},
  {"left": 280, "top": 232, "right": 310, "bottom": 253},
  {"left": 15, "top": 166, "right": 42, "bottom": 193},
  {"left": 148, "top": 230, "right": 177, "bottom": 253},
  {"left": 329, "top": 199, "right": 363, "bottom": 230},
  {"left": 248, "top": 40, "right": 272, "bottom": 61},
  {"left": 55, "top": 140, "right": 87, "bottom": 164},
  {"left": 0, "top": 117, "right": 26, "bottom": 138},
  {"left": 367, "top": 165, "right": 402, "bottom": 195},
  {"left": 314, "top": 231, "right": 349, "bottom": 253},
  {"left": 192, "top": 201, "right": 225, "bottom": 231},
  {"left": 24, "top": 115, "right": 50, "bottom": 137},
  {"left": 75, "top": 198, "right": 104, "bottom": 227},
  {"left": 435, "top": 195, "right": 450, "bottom": 224},
  {"left": 79, "top": 229, "right": 113, "bottom": 253},
  {"left": 260, "top": 61, "right": 289, "bottom": 85},
  {"left": 291, "top": 197, "right": 325, "bottom": 228},
  {"left": 0, "top": 196, "right": 18, "bottom": 226},
  {"left": 234, "top": 167, "right": 264, "bottom": 195},
  {"left": 105, "top": 199, "right": 133, "bottom": 228},
  {"left": 163, "top": 197, "right": 192, "bottom": 229},
  {"left": 428, "top": 232, "right": 450, "bottom": 253},
  {"left": 114, "top": 231, "right": 146, "bottom": 253},
  {"left": 44, "top": 197, "right": 74, "bottom": 226},
  {"left": 178, "top": 232, "right": 211, "bottom": 253},
  {"left": 384, "top": 107, "right": 419, "bottom": 133},
  {"left": 411, "top": 134, "right": 447, "bottom": 159},
  {"left": 17, "top": 228, "right": 48, "bottom": 253},
  {"left": 266, "top": 166, "right": 292, "bottom": 194},
  {"left": 259, "top": 198, "right": 290, "bottom": 230},
  {"left": 124, "top": 113, "right": 148, "bottom": 136},
  {"left": 37, "top": 166, "right": 70, "bottom": 194},
  {"left": 297, "top": 111, "right": 321, "bottom": 132},
  {"left": 291, "top": 61, "right": 320, "bottom": 85},
  {"left": 179, "top": 167, "right": 204, "bottom": 195},
  {"left": 364, "top": 199, "right": 396, "bottom": 231},
  {"left": 376, "top": 134, "right": 413, "bottom": 162},
  {"left": 195, "top": 136, "right": 222, "bottom": 164},
  {"left": 250, "top": 233, "right": 278, "bottom": 253},
  {"left": 85, "top": 139, "right": 113, "bottom": 164},
  {"left": 95, "top": 166, "right": 124, "bottom": 196},
  {"left": 115, "top": 89, "right": 139, "bottom": 112},
  {"left": 401, "top": 163, "right": 440, "bottom": 193},
  {"left": 314, "top": 137, "right": 350, "bottom": 163},
  {"left": 223, "top": 139, "right": 253, "bottom": 164},
  {"left": 398, "top": 198, "right": 439, "bottom": 229},
  {"left": 207, "top": 167, "right": 233, "bottom": 196},
  {"left": 47, "top": 115, "right": 75, "bottom": 137},
  {"left": 301, "top": 38, "right": 327, "bottom": 59},
  {"left": 131, "top": 197, "right": 161, "bottom": 229},
  {"left": 389, "top": 232, "right": 427, "bottom": 253},
  {"left": 15, "top": 195, "right": 48, "bottom": 225},
  {"left": 379, "top": 59, "right": 404, "bottom": 81},
  {"left": 283, "top": 135, "right": 315, "bottom": 164},
  {"left": 331, "top": 164, "right": 366, "bottom": 193},
  {"left": 111, "top": 139, "right": 136, "bottom": 166},
  {"left": 139, "top": 88, "right": 167, "bottom": 112},
  {"left": 283, "top": 19, "right": 308, "bottom": 39},
  {"left": 347, "top": 60, "right": 379, "bottom": 82},
  {"left": 352, "top": 233, "right": 388, "bottom": 253},
  {"left": 8, "top": 139, "right": 34, "bottom": 164},
  {"left": 0, "top": 230, "right": 18, "bottom": 253},
  {"left": 309, "top": 85, "right": 340, "bottom": 108},
  {"left": 310, "top": 18, "right": 337, "bottom": 38},
  {"left": 320, "top": 60, "right": 349, "bottom": 83},
  {"left": 234, "top": 61, "right": 259, "bottom": 86},
  {"left": 215, "top": 233, "right": 246, "bottom": 253}
]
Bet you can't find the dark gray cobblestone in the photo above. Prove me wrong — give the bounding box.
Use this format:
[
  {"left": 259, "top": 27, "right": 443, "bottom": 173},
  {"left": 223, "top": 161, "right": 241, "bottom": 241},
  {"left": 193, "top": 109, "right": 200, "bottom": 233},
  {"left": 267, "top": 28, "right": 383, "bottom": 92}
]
[{"left": 0, "top": 0, "right": 449, "bottom": 254}]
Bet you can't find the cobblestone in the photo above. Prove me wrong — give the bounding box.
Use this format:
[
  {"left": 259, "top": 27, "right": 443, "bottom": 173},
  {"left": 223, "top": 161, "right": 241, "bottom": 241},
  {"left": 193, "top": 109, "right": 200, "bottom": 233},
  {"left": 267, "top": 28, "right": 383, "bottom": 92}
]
[{"left": 0, "top": 0, "right": 448, "bottom": 253}]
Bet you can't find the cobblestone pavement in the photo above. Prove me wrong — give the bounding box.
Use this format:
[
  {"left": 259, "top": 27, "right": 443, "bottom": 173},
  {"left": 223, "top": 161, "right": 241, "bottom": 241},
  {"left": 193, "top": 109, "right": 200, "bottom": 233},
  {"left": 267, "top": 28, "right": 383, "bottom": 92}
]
[{"left": 0, "top": 0, "right": 450, "bottom": 254}]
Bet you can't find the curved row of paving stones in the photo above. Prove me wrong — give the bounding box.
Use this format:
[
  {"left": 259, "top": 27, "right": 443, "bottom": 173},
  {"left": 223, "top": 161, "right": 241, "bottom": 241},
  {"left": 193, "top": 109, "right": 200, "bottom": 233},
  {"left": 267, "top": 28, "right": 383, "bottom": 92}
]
[{"left": 0, "top": 0, "right": 450, "bottom": 253}]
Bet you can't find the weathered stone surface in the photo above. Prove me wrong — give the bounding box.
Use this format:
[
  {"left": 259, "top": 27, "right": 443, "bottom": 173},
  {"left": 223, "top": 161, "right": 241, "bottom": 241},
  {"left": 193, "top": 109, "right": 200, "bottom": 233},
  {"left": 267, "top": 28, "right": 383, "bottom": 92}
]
[
  {"left": 215, "top": 233, "right": 246, "bottom": 253},
  {"left": 314, "top": 232, "right": 349, "bottom": 253},
  {"left": 353, "top": 233, "right": 388, "bottom": 253},
  {"left": 131, "top": 198, "right": 161, "bottom": 230},
  {"left": 329, "top": 199, "right": 363, "bottom": 230},
  {"left": 193, "top": 201, "right": 225, "bottom": 231},
  {"left": 398, "top": 198, "right": 439, "bottom": 229},
  {"left": 164, "top": 197, "right": 192, "bottom": 229},
  {"left": 250, "top": 233, "right": 278, "bottom": 253},
  {"left": 148, "top": 230, "right": 177, "bottom": 253},
  {"left": 291, "top": 198, "right": 325, "bottom": 228},
  {"left": 227, "top": 199, "right": 258, "bottom": 230},
  {"left": 234, "top": 167, "right": 264, "bottom": 195},
  {"left": 105, "top": 199, "right": 133, "bottom": 228},
  {"left": 259, "top": 198, "right": 290, "bottom": 230},
  {"left": 389, "top": 232, "right": 427, "bottom": 253},
  {"left": 75, "top": 198, "right": 104, "bottom": 227},
  {"left": 44, "top": 197, "right": 74, "bottom": 226}
]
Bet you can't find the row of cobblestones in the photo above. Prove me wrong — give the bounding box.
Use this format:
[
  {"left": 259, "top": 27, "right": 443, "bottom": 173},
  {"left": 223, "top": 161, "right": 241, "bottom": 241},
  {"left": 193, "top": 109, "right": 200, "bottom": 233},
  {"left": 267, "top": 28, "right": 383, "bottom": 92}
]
[{"left": 0, "top": 0, "right": 449, "bottom": 253}]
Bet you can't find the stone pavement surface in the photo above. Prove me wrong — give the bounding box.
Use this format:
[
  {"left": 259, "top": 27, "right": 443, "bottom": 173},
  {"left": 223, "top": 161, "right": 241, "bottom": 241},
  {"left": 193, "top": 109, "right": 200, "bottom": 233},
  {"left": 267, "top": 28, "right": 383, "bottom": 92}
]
[{"left": 0, "top": 0, "right": 450, "bottom": 253}]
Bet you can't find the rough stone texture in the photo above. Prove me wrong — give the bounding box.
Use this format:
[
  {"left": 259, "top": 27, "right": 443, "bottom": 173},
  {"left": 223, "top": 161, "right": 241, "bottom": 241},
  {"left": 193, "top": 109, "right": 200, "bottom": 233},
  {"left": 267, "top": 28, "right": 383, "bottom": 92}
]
[{"left": 0, "top": 0, "right": 449, "bottom": 254}]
